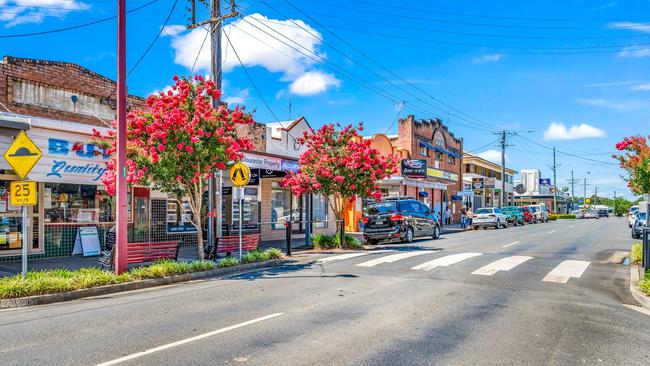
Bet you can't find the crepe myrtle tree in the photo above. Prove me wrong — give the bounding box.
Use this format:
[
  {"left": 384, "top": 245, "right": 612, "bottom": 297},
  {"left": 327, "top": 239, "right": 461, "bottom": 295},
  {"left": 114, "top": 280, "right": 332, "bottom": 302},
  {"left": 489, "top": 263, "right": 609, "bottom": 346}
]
[
  {"left": 281, "top": 123, "right": 398, "bottom": 228},
  {"left": 614, "top": 135, "right": 650, "bottom": 195},
  {"left": 92, "top": 76, "right": 253, "bottom": 259}
]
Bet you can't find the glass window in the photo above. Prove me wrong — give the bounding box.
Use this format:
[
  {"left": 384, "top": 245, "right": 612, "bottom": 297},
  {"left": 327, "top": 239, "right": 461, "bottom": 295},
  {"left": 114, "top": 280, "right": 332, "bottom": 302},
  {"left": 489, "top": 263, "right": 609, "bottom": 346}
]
[
  {"left": 420, "top": 146, "right": 428, "bottom": 157},
  {"left": 44, "top": 183, "right": 113, "bottom": 223},
  {"left": 475, "top": 208, "right": 492, "bottom": 214},
  {"left": 313, "top": 194, "right": 328, "bottom": 228},
  {"left": 365, "top": 201, "right": 398, "bottom": 215},
  {"left": 271, "top": 186, "right": 291, "bottom": 230}
]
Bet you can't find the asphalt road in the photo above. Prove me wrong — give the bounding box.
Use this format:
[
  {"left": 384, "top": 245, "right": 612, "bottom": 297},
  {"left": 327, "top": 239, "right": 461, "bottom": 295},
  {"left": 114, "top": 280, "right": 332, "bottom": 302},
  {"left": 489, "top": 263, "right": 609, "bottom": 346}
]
[{"left": 1, "top": 217, "right": 649, "bottom": 366}]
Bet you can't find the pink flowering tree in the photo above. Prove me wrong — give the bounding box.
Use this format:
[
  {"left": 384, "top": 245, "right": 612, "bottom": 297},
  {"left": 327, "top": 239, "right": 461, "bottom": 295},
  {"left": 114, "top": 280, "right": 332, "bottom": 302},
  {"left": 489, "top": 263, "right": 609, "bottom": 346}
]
[
  {"left": 92, "top": 76, "right": 253, "bottom": 259},
  {"left": 614, "top": 135, "right": 650, "bottom": 194},
  {"left": 281, "top": 123, "right": 398, "bottom": 228}
]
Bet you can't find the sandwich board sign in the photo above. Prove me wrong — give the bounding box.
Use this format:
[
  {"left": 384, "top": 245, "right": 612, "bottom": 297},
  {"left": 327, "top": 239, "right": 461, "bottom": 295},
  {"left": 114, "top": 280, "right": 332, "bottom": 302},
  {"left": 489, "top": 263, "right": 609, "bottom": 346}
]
[{"left": 72, "top": 226, "right": 102, "bottom": 256}]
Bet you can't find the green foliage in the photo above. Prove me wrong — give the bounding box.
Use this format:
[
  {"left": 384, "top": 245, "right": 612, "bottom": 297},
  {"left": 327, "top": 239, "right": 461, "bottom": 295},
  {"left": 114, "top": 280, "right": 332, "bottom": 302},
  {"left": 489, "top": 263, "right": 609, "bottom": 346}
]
[
  {"left": 241, "top": 250, "right": 269, "bottom": 264},
  {"left": 548, "top": 214, "right": 558, "bottom": 221},
  {"left": 640, "top": 271, "right": 650, "bottom": 296},
  {"left": 264, "top": 247, "right": 284, "bottom": 260},
  {"left": 312, "top": 233, "right": 339, "bottom": 249},
  {"left": 549, "top": 214, "right": 576, "bottom": 220},
  {"left": 0, "top": 260, "right": 215, "bottom": 299},
  {"left": 218, "top": 257, "right": 240, "bottom": 268},
  {"left": 336, "top": 234, "right": 363, "bottom": 249},
  {"left": 631, "top": 242, "right": 643, "bottom": 265}
]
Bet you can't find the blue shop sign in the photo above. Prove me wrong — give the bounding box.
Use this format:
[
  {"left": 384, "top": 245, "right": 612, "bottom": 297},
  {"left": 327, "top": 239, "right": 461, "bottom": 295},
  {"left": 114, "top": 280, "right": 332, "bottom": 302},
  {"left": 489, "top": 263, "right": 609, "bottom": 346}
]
[
  {"left": 46, "top": 138, "right": 109, "bottom": 182},
  {"left": 281, "top": 159, "right": 300, "bottom": 172}
]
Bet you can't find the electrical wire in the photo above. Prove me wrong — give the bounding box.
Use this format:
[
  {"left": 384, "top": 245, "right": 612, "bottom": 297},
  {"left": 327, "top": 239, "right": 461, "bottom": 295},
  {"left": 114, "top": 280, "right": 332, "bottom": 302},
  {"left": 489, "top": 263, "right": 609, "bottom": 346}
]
[
  {"left": 0, "top": 0, "right": 159, "bottom": 38},
  {"left": 514, "top": 135, "right": 619, "bottom": 166},
  {"left": 191, "top": 25, "right": 211, "bottom": 74},
  {"left": 273, "top": 0, "right": 499, "bottom": 130},
  {"left": 465, "top": 139, "right": 500, "bottom": 154},
  {"left": 223, "top": 28, "right": 280, "bottom": 121}
]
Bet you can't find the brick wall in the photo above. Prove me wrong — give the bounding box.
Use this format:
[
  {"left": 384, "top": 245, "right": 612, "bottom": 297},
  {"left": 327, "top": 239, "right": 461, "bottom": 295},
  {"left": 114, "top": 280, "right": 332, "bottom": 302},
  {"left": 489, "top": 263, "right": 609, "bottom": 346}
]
[
  {"left": 0, "top": 56, "right": 145, "bottom": 127},
  {"left": 236, "top": 122, "right": 266, "bottom": 152}
]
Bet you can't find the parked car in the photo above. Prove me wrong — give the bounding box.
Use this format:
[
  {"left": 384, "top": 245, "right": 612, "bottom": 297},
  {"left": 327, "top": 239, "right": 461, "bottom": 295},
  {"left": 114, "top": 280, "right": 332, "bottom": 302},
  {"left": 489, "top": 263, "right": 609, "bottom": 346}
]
[
  {"left": 582, "top": 209, "right": 599, "bottom": 219},
  {"left": 570, "top": 209, "right": 585, "bottom": 219},
  {"left": 632, "top": 211, "right": 647, "bottom": 239},
  {"left": 501, "top": 206, "right": 525, "bottom": 226},
  {"left": 519, "top": 206, "right": 536, "bottom": 224},
  {"left": 628, "top": 206, "right": 639, "bottom": 228},
  {"left": 362, "top": 197, "right": 440, "bottom": 244},
  {"left": 528, "top": 205, "right": 549, "bottom": 223},
  {"left": 596, "top": 208, "right": 609, "bottom": 218},
  {"left": 472, "top": 207, "right": 508, "bottom": 229}
]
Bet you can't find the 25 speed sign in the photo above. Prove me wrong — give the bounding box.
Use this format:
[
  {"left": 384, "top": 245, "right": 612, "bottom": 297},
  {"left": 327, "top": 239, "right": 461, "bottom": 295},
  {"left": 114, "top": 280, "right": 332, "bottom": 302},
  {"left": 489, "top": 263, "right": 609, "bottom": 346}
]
[{"left": 10, "top": 181, "right": 37, "bottom": 206}]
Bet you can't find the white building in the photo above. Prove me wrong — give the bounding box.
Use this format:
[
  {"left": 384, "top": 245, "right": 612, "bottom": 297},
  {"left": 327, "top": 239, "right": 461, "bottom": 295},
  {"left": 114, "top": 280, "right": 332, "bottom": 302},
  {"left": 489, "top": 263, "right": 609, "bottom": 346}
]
[{"left": 519, "top": 169, "right": 541, "bottom": 195}]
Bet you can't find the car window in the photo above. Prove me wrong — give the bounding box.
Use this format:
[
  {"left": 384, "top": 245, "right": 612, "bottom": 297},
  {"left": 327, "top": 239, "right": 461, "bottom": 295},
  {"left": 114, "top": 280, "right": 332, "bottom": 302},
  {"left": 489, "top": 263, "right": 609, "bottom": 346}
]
[
  {"left": 475, "top": 208, "right": 492, "bottom": 214},
  {"left": 638, "top": 212, "right": 647, "bottom": 220},
  {"left": 529, "top": 206, "right": 538, "bottom": 212},
  {"left": 494, "top": 208, "right": 501, "bottom": 214},
  {"left": 399, "top": 201, "right": 419, "bottom": 214},
  {"left": 519, "top": 208, "right": 526, "bottom": 212},
  {"left": 418, "top": 204, "right": 430, "bottom": 214},
  {"left": 365, "top": 202, "right": 398, "bottom": 215}
]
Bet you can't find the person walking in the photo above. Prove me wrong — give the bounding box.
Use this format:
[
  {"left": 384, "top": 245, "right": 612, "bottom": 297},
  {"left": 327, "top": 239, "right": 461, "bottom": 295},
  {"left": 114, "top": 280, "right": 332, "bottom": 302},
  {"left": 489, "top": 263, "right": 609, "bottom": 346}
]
[
  {"left": 444, "top": 206, "right": 452, "bottom": 226},
  {"left": 460, "top": 206, "right": 467, "bottom": 229},
  {"left": 466, "top": 207, "right": 473, "bottom": 229}
]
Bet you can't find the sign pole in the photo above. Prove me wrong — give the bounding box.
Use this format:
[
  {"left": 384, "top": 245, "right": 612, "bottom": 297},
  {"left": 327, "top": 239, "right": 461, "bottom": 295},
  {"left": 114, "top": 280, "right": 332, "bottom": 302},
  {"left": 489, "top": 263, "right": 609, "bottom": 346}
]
[
  {"left": 115, "top": 0, "right": 128, "bottom": 274},
  {"left": 21, "top": 205, "right": 28, "bottom": 280},
  {"left": 238, "top": 186, "right": 243, "bottom": 261}
]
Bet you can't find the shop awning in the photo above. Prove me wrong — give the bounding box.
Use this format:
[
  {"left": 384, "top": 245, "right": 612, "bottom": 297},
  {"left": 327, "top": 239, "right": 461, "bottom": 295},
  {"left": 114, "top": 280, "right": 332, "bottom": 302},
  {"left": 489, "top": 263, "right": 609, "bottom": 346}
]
[
  {"left": 418, "top": 191, "right": 429, "bottom": 197},
  {"left": 419, "top": 140, "right": 460, "bottom": 158},
  {"left": 0, "top": 113, "right": 30, "bottom": 130}
]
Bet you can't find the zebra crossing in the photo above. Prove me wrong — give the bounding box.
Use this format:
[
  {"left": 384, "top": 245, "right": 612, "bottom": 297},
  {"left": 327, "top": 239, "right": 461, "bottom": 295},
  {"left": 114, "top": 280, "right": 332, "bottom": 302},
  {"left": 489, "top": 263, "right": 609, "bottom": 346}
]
[{"left": 314, "top": 251, "right": 593, "bottom": 284}]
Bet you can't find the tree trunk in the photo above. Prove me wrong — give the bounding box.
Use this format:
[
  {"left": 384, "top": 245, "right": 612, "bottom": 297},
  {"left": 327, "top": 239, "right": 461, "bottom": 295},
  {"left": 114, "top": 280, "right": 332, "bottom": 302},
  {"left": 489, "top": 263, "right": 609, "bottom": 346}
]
[
  {"left": 193, "top": 190, "right": 205, "bottom": 261},
  {"left": 195, "top": 222, "right": 204, "bottom": 261}
]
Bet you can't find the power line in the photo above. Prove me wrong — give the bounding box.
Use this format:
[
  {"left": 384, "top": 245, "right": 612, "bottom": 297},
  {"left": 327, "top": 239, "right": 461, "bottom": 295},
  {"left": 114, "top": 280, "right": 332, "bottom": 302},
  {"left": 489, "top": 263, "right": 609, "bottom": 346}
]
[
  {"left": 128, "top": 0, "right": 178, "bottom": 77},
  {"left": 264, "top": 0, "right": 498, "bottom": 131},
  {"left": 465, "top": 139, "right": 500, "bottom": 154},
  {"left": 254, "top": 0, "right": 496, "bottom": 131},
  {"left": 0, "top": 0, "right": 159, "bottom": 38},
  {"left": 223, "top": 28, "right": 280, "bottom": 121},
  {"left": 515, "top": 135, "right": 618, "bottom": 166},
  {"left": 192, "top": 25, "right": 211, "bottom": 73}
]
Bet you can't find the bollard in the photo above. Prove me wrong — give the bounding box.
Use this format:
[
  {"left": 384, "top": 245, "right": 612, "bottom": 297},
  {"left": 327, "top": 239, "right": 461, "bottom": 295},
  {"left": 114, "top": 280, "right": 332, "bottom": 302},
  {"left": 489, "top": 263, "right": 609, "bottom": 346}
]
[
  {"left": 285, "top": 221, "right": 292, "bottom": 257},
  {"left": 644, "top": 228, "right": 650, "bottom": 271}
]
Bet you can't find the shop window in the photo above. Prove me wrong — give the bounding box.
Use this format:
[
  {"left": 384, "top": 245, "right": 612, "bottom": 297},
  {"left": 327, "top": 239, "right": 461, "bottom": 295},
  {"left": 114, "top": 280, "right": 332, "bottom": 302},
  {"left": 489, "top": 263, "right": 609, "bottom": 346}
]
[
  {"left": 44, "top": 183, "right": 114, "bottom": 223},
  {"left": 436, "top": 152, "right": 443, "bottom": 160},
  {"left": 420, "top": 146, "right": 428, "bottom": 157},
  {"left": 271, "top": 186, "right": 291, "bottom": 230},
  {"left": 313, "top": 194, "right": 328, "bottom": 228},
  {"left": 448, "top": 156, "right": 455, "bottom": 165}
]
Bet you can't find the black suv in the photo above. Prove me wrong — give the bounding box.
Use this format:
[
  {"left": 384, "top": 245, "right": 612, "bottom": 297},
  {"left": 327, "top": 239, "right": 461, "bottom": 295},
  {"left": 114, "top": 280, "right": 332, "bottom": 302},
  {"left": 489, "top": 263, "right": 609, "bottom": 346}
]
[{"left": 362, "top": 197, "right": 441, "bottom": 244}]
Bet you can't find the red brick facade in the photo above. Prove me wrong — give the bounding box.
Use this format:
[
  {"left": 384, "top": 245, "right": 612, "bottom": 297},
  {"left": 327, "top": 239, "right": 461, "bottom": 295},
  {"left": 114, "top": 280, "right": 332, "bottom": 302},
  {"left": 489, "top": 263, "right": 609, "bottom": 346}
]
[{"left": 0, "top": 56, "right": 145, "bottom": 126}]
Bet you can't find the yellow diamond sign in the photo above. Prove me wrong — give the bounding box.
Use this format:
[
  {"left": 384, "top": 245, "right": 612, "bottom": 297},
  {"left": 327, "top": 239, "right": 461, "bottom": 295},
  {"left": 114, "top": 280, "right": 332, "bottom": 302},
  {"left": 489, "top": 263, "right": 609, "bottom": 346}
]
[{"left": 4, "top": 131, "right": 42, "bottom": 180}]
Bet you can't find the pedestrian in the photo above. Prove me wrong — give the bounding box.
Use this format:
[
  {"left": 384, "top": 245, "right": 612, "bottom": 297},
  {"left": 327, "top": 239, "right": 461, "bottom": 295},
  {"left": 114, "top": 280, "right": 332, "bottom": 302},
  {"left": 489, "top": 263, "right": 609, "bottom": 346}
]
[
  {"left": 444, "top": 206, "right": 452, "bottom": 226},
  {"left": 460, "top": 206, "right": 467, "bottom": 229},
  {"left": 466, "top": 208, "right": 473, "bottom": 229}
]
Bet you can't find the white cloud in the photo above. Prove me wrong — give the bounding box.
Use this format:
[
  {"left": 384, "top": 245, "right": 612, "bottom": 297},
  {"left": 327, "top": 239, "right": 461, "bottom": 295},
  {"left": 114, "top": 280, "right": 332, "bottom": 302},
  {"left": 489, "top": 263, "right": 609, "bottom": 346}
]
[
  {"left": 477, "top": 149, "right": 503, "bottom": 164},
  {"left": 617, "top": 46, "right": 650, "bottom": 58},
  {"left": 165, "top": 13, "right": 339, "bottom": 96},
  {"left": 632, "top": 83, "right": 650, "bottom": 91},
  {"left": 607, "top": 21, "right": 650, "bottom": 33},
  {"left": 577, "top": 98, "right": 650, "bottom": 111},
  {"left": 543, "top": 122, "right": 606, "bottom": 141},
  {"left": 289, "top": 70, "right": 340, "bottom": 96},
  {"left": 223, "top": 88, "right": 250, "bottom": 105},
  {"left": 594, "top": 2, "right": 617, "bottom": 10},
  {"left": 0, "top": 0, "right": 89, "bottom": 27},
  {"left": 582, "top": 80, "right": 639, "bottom": 88},
  {"left": 473, "top": 54, "right": 503, "bottom": 64}
]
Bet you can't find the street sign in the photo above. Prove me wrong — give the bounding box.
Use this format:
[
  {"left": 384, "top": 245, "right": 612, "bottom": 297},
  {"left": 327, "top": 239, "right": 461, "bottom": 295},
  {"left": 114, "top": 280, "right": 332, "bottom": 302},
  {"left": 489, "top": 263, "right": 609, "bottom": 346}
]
[
  {"left": 229, "top": 162, "right": 251, "bottom": 187},
  {"left": 3, "top": 131, "right": 43, "bottom": 180},
  {"left": 9, "top": 181, "right": 37, "bottom": 206},
  {"left": 586, "top": 198, "right": 591, "bottom": 204}
]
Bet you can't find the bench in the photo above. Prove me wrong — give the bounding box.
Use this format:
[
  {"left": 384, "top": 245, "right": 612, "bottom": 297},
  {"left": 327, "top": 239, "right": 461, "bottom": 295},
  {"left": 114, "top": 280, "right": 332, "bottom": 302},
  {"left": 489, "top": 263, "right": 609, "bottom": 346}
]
[
  {"left": 99, "top": 241, "right": 181, "bottom": 270},
  {"left": 216, "top": 234, "right": 260, "bottom": 255}
]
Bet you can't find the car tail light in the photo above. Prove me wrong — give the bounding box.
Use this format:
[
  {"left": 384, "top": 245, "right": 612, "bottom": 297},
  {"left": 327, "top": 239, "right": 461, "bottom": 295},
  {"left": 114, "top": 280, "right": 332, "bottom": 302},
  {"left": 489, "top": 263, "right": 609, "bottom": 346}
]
[
  {"left": 390, "top": 213, "right": 404, "bottom": 221},
  {"left": 489, "top": 214, "right": 496, "bottom": 217},
  {"left": 473, "top": 215, "right": 477, "bottom": 218},
  {"left": 362, "top": 217, "right": 369, "bottom": 224}
]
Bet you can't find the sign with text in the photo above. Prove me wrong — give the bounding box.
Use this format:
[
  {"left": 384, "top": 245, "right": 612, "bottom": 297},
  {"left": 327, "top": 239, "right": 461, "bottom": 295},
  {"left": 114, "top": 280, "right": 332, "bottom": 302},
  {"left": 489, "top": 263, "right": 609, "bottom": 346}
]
[
  {"left": 9, "top": 181, "right": 37, "bottom": 206},
  {"left": 472, "top": 178, "right": 484, "bottom": 190},
  {"left": 401, "top": 159, "right": 427, "bottom": 179},
  {"left": 71, "top": 226, "right": 101, "bottom": 257},
  {"left": 427, "top": 168, "right": 459, "bottom": 181}
]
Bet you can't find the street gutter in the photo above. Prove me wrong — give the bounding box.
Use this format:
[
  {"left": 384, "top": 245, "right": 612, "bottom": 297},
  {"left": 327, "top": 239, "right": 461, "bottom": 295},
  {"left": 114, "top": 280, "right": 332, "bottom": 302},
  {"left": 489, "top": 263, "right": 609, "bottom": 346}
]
[
  {"left": 0, "top": 259, "right": 290, "bottom": 309},
  {"left": 629, "top": 265, "right": 650, "bottom": 310}
]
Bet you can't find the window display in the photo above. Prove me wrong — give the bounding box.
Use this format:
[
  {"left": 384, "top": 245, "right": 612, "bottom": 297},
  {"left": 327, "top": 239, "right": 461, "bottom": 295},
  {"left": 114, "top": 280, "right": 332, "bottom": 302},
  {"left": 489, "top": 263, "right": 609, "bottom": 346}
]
[{"left": 43, "top": 183, "right": 113, "bottom": 223}]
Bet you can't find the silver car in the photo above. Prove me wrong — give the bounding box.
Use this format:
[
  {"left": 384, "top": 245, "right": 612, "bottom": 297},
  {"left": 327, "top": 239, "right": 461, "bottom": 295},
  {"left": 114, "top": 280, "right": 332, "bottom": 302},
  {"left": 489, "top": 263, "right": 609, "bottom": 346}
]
[{"left": 472, "top": 207, "right": 508, "bottom": 230}]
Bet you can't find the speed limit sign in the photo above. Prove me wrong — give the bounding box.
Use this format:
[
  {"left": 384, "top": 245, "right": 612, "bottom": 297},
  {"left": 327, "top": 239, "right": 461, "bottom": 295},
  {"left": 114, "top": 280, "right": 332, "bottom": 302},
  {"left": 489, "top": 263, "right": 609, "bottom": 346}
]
[{"left": 10, "top": 181, "right": 37, "bottom": 206}]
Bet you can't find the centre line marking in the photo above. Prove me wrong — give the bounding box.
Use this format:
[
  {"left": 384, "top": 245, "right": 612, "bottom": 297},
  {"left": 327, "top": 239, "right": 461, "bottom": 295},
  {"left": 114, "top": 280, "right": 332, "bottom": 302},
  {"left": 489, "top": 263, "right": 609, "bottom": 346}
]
[
  {"left": 94, "top": 313, "right": 283, "bottom": 366},
  {"left": 547, "top": 231, "right": 556, "bottom": 234},
  {"left": 502, "top": 241, "right": 520, "bottom": 248}
]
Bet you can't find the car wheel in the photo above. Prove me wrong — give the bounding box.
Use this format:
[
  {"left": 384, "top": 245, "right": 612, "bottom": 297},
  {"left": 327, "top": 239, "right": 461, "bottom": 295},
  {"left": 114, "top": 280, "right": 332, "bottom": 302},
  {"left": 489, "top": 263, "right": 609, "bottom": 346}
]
[
  {"left": 367, "top": 239, "right": 378, "bottom": 245},
  {"left": 513, "top": 220, "right": 518, "bottom": 227},
  {"left": 503, "top": 221, "right": 508, "bottom": 228},
  {"left": 495, "top": 220, "right": 500, "bottom": 229},
  {"left": 432, "top": 225, "right": 440, "bottom": 240},
  {"left": 473, "top": 226, "right": 479, "bottom": 230},
  {"left": 402, "top": 227, "right": 414, "bottom": 243}
]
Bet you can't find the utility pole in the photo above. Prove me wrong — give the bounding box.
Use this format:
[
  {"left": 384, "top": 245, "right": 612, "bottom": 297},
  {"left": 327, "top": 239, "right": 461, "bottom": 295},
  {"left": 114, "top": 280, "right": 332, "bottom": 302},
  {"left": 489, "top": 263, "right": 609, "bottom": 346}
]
[
  {"left": 570, "top": 170, "right": 575, "bottom": 210},
  {"left": 188, "top": 0, "right": 237, "bottom": 255},
  {"left": 594, "top": 186, "right": 598, "bottom": 205},
  {"left": 552, "top": 147, "right": 557, "bottom": 213},
  {"left": 613, "top": 190, "right": 617, "bottom": 214},
  {"left": 115, "top": 0, "right": 128, "bottom": 274},
  {"left": 494, "top": 131, "right": 512, "bottom": 207}
]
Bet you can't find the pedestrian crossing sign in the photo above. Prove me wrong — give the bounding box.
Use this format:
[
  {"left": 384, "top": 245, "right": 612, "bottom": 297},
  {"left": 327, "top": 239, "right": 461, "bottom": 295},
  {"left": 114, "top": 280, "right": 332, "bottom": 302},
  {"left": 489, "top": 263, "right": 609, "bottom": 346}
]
[{"left": 229, "top": 162, "right": 250, "bottom": 187}]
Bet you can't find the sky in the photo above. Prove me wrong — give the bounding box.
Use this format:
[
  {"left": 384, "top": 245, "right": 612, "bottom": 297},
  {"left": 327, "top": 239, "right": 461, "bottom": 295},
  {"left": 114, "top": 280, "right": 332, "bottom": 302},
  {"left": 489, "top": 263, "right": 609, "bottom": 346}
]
[{"left": 1, "top": 0, "right": 648, "bottom": 199}]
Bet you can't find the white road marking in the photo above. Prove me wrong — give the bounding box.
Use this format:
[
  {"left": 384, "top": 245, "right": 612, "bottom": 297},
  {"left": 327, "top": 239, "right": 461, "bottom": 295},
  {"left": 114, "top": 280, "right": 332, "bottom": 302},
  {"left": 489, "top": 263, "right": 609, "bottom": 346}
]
[
  {"left": 623, "top": 304, "right": 650, "bottom": 316},
  {"left": 411, "top": 252, "right": 483, "bottom": 271},
  {"left": 501, "top": 241, "right": 520, "bottom": 248},
  {"left": 471, "top": 256, "right": 533, "bottom": 276},
  {"left": 547, "top": 231, "right": 556, "bottom": 234},
  {"left": 569, "top": 225, "right": 575, "bottom": 228},
  {"left": 315, "top": 252, "right": 373, "bottom": 263},
  {"left": 356, "top": 250, "right": 433, "bottom": 267},
  {"left": 94, "top": 313, "right": 283, "bottom": 366},
  {"left": 542, "top": 260, "right": 590, "bottom": 284}
]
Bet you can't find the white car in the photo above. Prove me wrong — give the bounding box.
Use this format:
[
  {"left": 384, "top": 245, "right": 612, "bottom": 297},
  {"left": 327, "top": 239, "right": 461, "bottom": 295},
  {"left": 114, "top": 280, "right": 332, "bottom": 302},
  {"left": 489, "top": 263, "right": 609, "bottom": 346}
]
[
  {"left": 628, "top": 206, "right": 639, "bottom": 228},
  {"left": 472, "top": 207, "right": 508, "bottom": 229},
  {"left": 528, "top": 204, "right": 549, "bottom": 223}
]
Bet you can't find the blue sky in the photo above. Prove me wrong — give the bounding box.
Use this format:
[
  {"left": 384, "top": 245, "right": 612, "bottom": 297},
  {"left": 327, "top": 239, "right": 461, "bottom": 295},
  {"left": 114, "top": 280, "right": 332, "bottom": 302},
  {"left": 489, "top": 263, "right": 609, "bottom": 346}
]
[{"left": 1, "top": 0, "right": 648, "bottom": 199}]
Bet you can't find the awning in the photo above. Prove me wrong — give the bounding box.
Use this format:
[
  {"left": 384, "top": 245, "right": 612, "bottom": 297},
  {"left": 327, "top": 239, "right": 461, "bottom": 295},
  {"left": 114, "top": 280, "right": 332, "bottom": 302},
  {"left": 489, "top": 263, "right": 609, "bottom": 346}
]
[
  {"left": 419, "top": 140, "right": 460, "bottom": 158},
  {"left": 0, "top": 113, "right": 30, "bottom": 130},
  {"left": 418, "top": 191, "right": 429, "bottom": 197}
]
